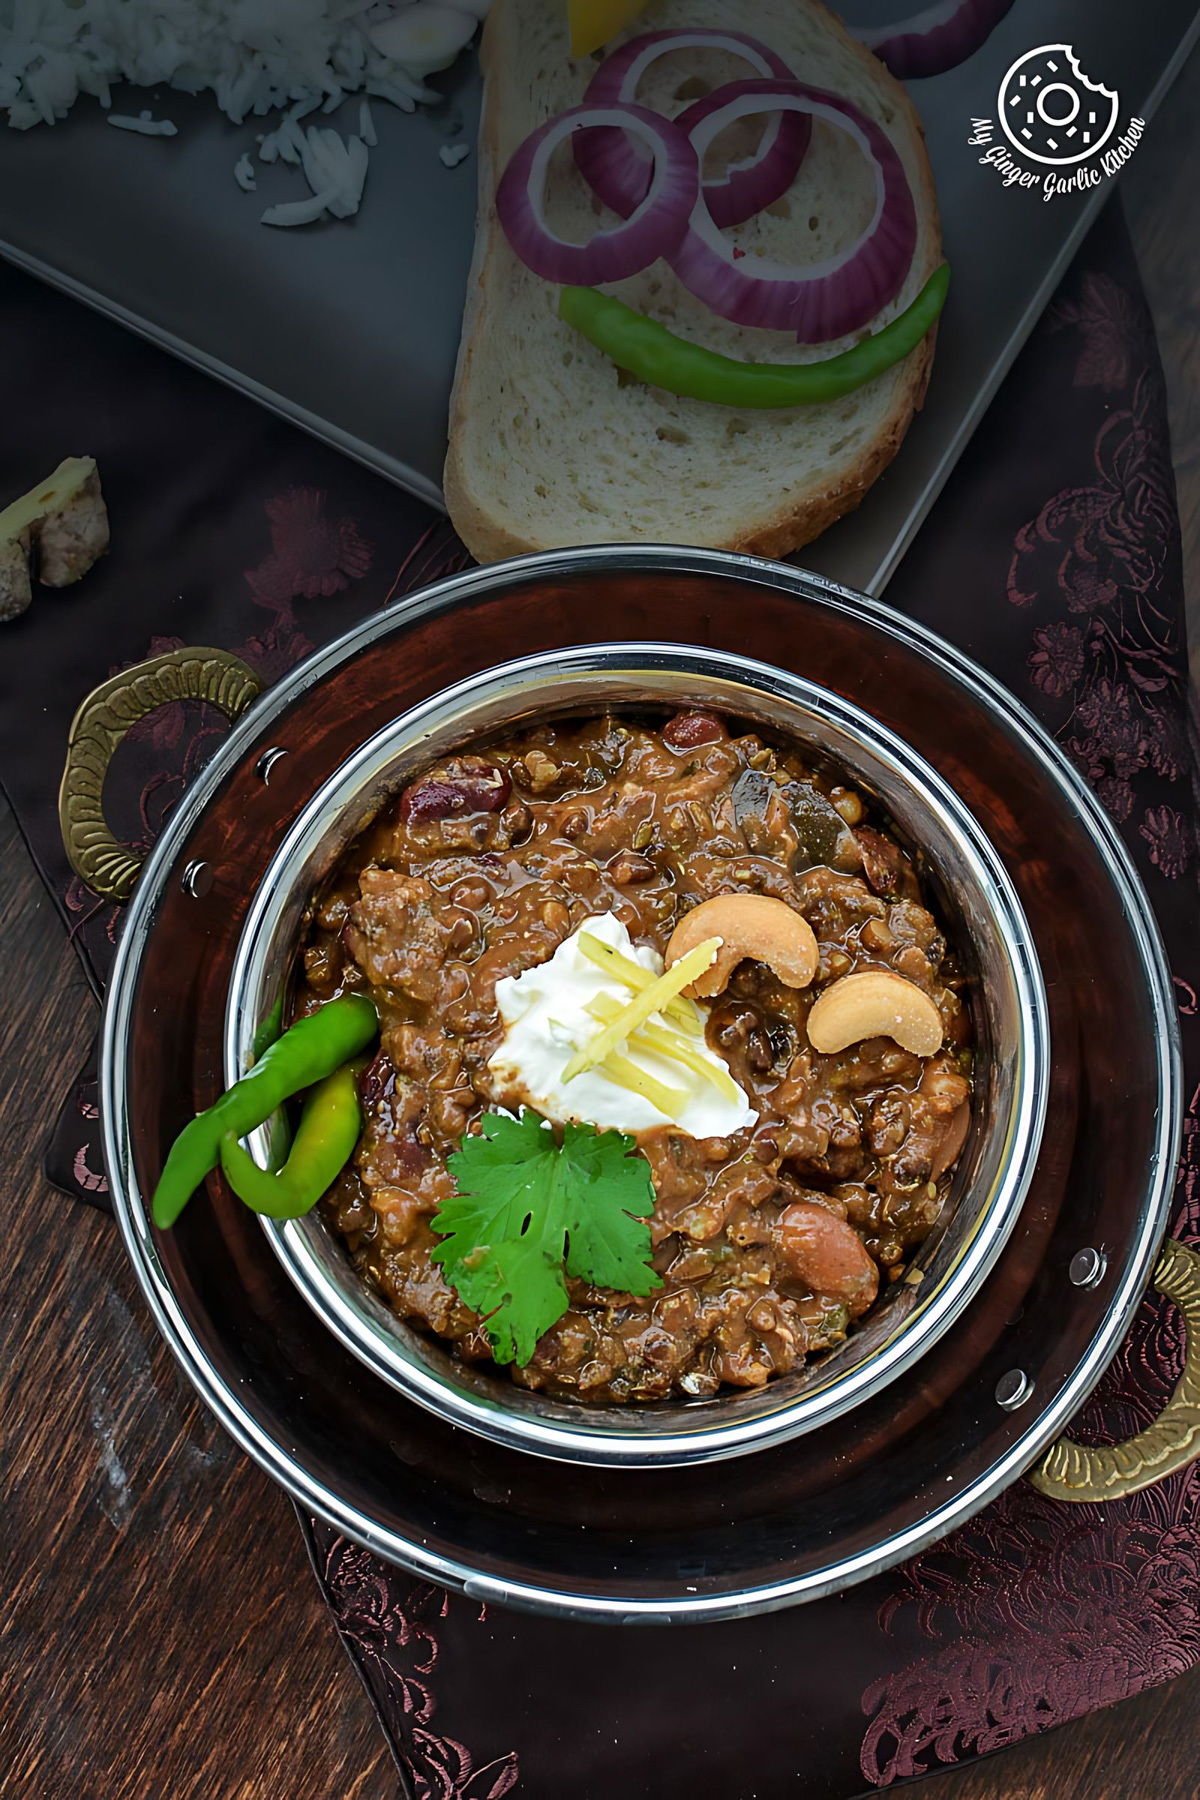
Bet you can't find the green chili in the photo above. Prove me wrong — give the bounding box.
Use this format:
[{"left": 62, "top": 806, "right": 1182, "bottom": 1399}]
[
  {"left": 151, "top": 993, "right": 378, "bottom": 1229},
  {"left": 557, "top": 263, "right": 951, "bottom": 409},
  {"left": 219, "top": 1060, "right": 365, "bottom": 1219},
  {"left": 251, "top": 994, "right": 285, "bottom": 1062}
]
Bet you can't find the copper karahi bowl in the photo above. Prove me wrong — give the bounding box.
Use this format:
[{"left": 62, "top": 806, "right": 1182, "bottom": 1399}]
[
  {"left": 226, "top": 642, "right": 1049, "bottom": 1467},
  {"left": 82, "top": 547, "right": 1187, "bottom": 1620}
]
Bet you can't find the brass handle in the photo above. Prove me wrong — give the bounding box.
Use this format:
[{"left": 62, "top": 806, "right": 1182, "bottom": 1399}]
[
  {"left": 58, "top": 645, "right": 263, "bottom": 902},
  {"left": 1029, "top": 1238, "right": 1200, "bottom": 1503}
]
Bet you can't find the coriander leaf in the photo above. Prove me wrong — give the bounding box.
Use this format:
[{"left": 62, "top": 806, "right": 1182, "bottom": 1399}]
[
  {"left": 433, "top": 1111, "right": 660, "bottom": 1365},
  {"left": 447, "top": 1231, "right": 570, "bottom": 1369},
  {"left": 557, "top": 1120, "right": 661, "bottom": 1296}
]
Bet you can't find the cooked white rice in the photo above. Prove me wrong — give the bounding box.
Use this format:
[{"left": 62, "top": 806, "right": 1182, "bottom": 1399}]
[
  {"left": 107, "top": 108, "right": 177, "bottom": 135},
  {"left": 0, "top": 1, "right": 486, "bottom": 224}
]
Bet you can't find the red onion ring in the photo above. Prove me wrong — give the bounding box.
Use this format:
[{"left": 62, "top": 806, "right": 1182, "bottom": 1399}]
[
  {"left": 669, "top": 81, "right": 918, "bottom": 343},
  {"left": 574, "top": 30, "right": 812, "bottom": 230},
  {"left": 495, "top": 103, "right": 700, "bottom": 286},
  {"left": 857, "top": 0, "right": 1017, "bottom": 81}
]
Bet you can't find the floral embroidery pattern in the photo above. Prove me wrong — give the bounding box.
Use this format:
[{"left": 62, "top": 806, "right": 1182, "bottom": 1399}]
[
  {"left": 860, "top": 1085, "right": 1200, "bottom": 1787},
  {"left": 64, "top": 871, "right": 121, "bottom": 953},
  {"left": 66, "top": 1066, "right": 108, "bottom": 1197},
  {"left": 860, "top": 1474, "right": 1200, "bottom": 1784},
  {"left": 1006, "top": 351, "right": 1195, "bottom": 870},
  {"left": 72, "top": 1143, "right": 108, "bottom": 1195},
  {"left": 1141, "top": 807, "right": 1192, "bottom": 881},
  {"left": 319, "top": 1536, "right": 519, "bottom": 1799},
  {"left": 1028, "top": 620, "right": 1086, "bottom": 697},
  {"left": 242, "top": 487, "right": 373, "bottom": 680},
  {"left": 1007, "top": 371, "right": 1176, "bottom": 619},
  {"left": 1048, "top": 270, "right": 1154, "bottom": 394},
  {"left": 245, "top": 486, "right": 373, "bottom": 609}
]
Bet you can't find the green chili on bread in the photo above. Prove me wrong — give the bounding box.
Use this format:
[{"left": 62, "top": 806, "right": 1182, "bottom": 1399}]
[{"left": 558, "top": 265, "right": 950, "bottom": 409}]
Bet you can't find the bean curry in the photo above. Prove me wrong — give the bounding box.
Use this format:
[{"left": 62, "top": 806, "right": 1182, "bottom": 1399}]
[{"left": 300, "top": 709, "right": 973, "bottom": 1404}]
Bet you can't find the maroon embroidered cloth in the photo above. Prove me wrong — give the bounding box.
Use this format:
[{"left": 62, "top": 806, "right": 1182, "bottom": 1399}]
[{"left": 2, "top": 198, "right": 1197, "bottom": 1798}]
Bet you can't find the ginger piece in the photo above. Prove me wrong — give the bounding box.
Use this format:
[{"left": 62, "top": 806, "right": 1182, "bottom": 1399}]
[
  {"left": 0, "top": 457, "right": 110, "bottom": 621},
  {"left": 0, "top": 539, "right": 31, "bottom": 621}
]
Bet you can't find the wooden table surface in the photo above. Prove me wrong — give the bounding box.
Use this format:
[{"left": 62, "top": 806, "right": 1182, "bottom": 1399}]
[{"left": 3, "top": 48, "right": 1198, "bottom": 1800}]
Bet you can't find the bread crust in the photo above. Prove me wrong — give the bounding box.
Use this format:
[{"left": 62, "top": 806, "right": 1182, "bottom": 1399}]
[{"left": 445, "top": 0, "right": 942, "bottom": 565}]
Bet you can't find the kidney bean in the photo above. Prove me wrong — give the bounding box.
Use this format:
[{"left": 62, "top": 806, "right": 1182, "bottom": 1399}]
[
  {"left": 359, "top": 1049, "right": 395, "bottom": 1109},
  {"left": 399, "top": 757, "right": 512, "bottom": 823},
  {"left": 662, "top": 711, "right": 727, "bottom": 750},
  {"left": 855, "top": 826, "right": 918, "bottom": 900},
  {"left": 607, "top": 850, "right": 656, "bottom": 885},
  {"left": 775, "top": 1202, "right": 879, "bottom": 1316}
]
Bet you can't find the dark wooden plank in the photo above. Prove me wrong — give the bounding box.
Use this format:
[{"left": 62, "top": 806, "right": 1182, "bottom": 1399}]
[{"left": 0, "top": 797, "right": 397, "bottom": 1800}]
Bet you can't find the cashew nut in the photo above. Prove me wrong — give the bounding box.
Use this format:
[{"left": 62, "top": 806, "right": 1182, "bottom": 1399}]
[
  {"left": 806, "top": 970, "right": 944, "bottom": 1058},
  {"left": 665, "top": 894, "right": 818, "bottom": 998}
]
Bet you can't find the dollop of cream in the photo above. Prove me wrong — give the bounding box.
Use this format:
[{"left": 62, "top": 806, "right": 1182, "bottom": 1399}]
[{"left": 487, "top": 912, "right": 756, "bottom": 1138}]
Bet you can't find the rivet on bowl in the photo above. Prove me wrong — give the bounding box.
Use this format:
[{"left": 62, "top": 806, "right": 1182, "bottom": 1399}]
[
  {"left": 255, "top": 746, "right": 289, "bottom": 784},
  {"left": 1069, "top": 1247, "right": 1108, "bottom": 1289},
  {"left": 996, "top": 1368, "right": 1033, "bottom": 1411},
  {"left": 181, "top": 859, "right": 213, "bottom": 898}
]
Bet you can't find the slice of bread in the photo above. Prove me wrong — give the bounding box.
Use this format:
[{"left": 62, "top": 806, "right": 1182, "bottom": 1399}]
[{"left": 445, "top": 0, "right": 942, "bottom": 564}]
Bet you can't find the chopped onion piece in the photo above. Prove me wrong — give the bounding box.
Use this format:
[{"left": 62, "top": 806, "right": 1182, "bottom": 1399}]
[
  {"left": 497, "top": 102, "right": 700, "bottom": 287},
  {"left": 576, "top": 29, "right": 811, "bottom": 229},
  {"left": 670, "top": 80, "right": 918, "bottom": 342},
  {"left": 857, "top": 0, "right": 1016, "bottom": 80}
]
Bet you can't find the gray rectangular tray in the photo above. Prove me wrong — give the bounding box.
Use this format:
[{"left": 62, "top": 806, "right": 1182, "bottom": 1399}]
[{"left": 1, "top": 0, "right": 1196, "bottom": 593}]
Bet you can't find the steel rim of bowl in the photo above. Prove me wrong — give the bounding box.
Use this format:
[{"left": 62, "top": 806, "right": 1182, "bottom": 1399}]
[
  {"left": 101, "top": 545, "right": 1183, "bottom": 1622},
  {"left": 226, "top": 642, "right": 1049, "bottom": 1467}
]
